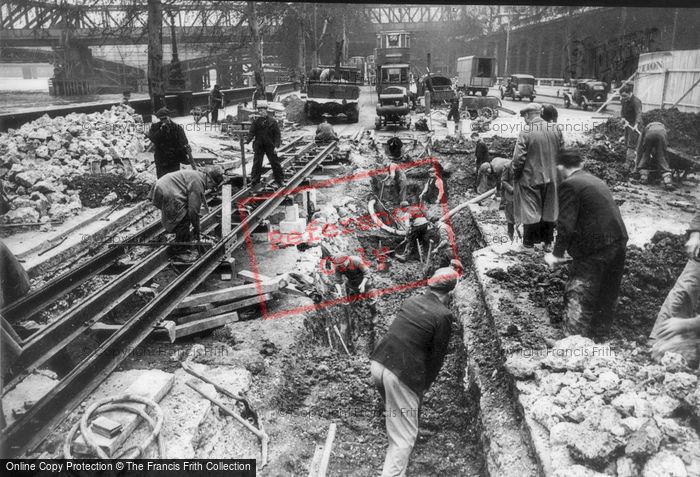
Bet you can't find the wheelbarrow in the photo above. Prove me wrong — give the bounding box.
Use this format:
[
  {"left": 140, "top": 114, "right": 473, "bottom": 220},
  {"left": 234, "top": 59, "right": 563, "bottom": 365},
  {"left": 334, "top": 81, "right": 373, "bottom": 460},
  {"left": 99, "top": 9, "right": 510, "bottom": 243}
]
[{"left": 461, "top": 95, "right": 515, "bottom": 120}]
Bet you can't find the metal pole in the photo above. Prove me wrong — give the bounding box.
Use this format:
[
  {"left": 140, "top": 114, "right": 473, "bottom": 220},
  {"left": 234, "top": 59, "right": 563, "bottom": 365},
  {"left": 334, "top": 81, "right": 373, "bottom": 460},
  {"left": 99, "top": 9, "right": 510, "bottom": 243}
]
[
  {"left": 504, "top": 22, "right": 511, "bottom": 74},
  {"left": 239, "top": 136, "right": 247, "bottom": 187}
]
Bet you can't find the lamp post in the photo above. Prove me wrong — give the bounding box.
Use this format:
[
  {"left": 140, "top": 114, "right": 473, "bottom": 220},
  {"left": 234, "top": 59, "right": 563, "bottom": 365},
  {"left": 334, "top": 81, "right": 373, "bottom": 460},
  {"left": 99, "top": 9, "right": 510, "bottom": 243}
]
[{"left": 497, "top": 12, "right": 513, "bottom": 75}]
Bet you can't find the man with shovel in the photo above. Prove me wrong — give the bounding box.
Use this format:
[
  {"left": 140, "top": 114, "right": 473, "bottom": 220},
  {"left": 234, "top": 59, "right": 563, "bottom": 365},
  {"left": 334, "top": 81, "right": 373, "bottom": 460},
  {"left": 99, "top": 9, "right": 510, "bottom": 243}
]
[
  {"left": 620, "top": 84, "right": 643, "bottom": 169},
  {"left": 544, "top": 150, "right": 628, "bottom": 340}
]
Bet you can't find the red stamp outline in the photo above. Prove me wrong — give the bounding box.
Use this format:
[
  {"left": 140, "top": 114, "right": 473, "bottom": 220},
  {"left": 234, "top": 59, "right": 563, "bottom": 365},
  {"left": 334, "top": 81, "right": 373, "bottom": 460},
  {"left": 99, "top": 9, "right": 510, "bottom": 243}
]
[{"left": 238, "top": 156, "right": 461, "bottom": 320}]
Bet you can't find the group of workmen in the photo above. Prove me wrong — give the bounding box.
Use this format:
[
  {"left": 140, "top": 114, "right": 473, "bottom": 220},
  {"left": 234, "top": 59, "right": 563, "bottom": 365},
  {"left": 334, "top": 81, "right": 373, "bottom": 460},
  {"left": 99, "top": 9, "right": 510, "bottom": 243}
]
[
  {"left": 1, "top": 83, "right": 696, "bottom": 475},
  {"left": 146, "top": 99, "right": 285, "bottom": 260}
]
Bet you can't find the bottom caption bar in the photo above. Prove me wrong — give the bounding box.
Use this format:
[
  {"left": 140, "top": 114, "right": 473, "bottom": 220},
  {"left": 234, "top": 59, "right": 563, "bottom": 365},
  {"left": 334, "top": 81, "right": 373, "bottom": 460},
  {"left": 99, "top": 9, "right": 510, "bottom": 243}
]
[{"left": 3, "top": 459, "right": 257, "bottom": 477}]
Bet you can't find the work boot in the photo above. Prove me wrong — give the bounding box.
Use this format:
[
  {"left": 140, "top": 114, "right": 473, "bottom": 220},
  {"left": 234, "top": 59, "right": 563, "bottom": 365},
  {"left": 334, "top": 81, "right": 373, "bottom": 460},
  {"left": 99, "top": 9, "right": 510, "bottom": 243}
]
[
  {"left": 639, "top": 170, "right": 650, "bottom": 184},
  {"left": 662, "top": 173, "right": 676, "bottom": 191}
]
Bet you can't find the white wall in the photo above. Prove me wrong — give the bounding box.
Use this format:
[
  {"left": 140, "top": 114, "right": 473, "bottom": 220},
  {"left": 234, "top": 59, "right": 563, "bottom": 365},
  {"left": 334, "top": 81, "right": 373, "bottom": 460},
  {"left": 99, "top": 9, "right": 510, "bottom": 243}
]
[{"left": 0, "top": 63, "right": 52, "bottom": 92}]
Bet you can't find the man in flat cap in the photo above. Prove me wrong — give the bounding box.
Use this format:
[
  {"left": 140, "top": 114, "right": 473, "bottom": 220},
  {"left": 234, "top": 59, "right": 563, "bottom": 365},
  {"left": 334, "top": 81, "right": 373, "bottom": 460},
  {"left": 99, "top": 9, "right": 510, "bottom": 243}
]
[
  {"left": 151, "top": 166, "right": 224, "bottom": 261},
  {"left": 246, "top": 101, "right": 285, "bottom": 188},
  {"left": 370, "top": 267, "right": 458, "bottom": 477},
  {"left": 512, "top": 102, "right": 564, "bottom": 250},
  {"left": 147, "top": 108, "right": 195, "bottom": 178}
]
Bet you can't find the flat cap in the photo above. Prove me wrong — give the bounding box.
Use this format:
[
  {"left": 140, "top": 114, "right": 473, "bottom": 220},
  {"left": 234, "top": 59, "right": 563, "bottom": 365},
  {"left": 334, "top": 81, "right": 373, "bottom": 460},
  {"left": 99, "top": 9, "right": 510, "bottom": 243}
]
[
  {"left": 428, "top": 267, "right": 458, "bottom": 292},
  {"left": 155, "top": 107, "right": 171, "bottom": 118},
  {"left": 519, "top": 103, "right": 543, "bottom": 115}
]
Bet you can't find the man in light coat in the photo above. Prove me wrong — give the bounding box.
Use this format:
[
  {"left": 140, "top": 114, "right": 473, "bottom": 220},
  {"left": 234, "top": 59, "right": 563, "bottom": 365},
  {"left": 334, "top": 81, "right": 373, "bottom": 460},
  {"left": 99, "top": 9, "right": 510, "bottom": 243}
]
[{"left": 512, "top": 103, "right": 564, "bottom": 249}]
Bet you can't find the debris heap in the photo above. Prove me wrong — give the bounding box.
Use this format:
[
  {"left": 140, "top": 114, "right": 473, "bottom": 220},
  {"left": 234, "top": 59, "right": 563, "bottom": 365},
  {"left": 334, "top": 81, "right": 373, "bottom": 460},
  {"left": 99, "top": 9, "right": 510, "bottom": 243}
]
[
  {"left": 487, "top": 232, "right": 688, "bottom": 340},
  {"left": 507, "top": 336, "right": 700, "bottom": 477},
  {"left": 0, "top": 105, "right": 152, "bottom": 225}
]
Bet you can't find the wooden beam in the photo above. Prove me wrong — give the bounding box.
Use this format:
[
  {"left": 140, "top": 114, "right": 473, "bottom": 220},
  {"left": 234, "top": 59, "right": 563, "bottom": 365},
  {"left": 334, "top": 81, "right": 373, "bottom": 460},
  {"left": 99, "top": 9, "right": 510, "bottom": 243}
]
[
  {"left": 167, "top": 312, "right": 238, "bottom": 339},
  {"left": 176, "top": 278, "right": 285, "bottom": 309},
  {"left": 90, "top": 320, "right": 177, "bottom": 342},
  {"left": 175, "top": 293, "right": 271, "bottom": 324},
  {"left": 238, "top": 271, "right": 308, "bottom": 297}
]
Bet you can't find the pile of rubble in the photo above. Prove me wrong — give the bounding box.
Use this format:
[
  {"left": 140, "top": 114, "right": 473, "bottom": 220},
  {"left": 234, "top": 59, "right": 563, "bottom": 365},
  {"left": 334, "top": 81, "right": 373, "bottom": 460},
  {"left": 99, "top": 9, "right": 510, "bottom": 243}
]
[
  {"left": 487, "top": 232, "right": 688, "bottom": 340},
  {"left": 642, "top": 108, "right": 700, "bottom": 157},
  {"left": 507, "top": 336, "right": 700, "bottom": 477},
  {"left": 0, "top": 105, "right": 152, "bottom": 225}
]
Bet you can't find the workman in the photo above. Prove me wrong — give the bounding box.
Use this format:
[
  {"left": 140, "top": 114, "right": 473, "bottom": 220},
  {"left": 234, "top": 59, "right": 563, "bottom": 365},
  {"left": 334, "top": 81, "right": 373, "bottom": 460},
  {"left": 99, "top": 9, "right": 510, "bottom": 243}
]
[
  {"left": 147, "top": 108, "right": 195, "bottom": 178},
  {"left": 326, "top": 252, "right": 378, "bottom": 325},
  {"left": 319, "top": 68, "right": 332, "bottom": 82},
  {"left": 395, "top": 210, "right": 431, "bottom": 262},
  {"left": 636, "top": 121, "right": 674, "bottom": 190},
  {"left": 419, "top": 161, "right": 448, "bottom": 204},
  {"left": 544, "top": 150, "right": 628, "bottom": 340},
  {"left": 427, "top": 220, "right": 457, "bottom": 273},
  {"left": 0, "top": 239, "right": 31, "bottom": 430},
  {"left": 447, "top": 97, "right": 460, "bottom": 123},
  {"left": 386, "top": 137, "right": 405, "bottom": 161},
  {"left": 150, "top": 166, "right": 224, "bottom": 261},
  {"left": 209, "top": 84, "right": 224, "bottom": 123},
  {"left": 512, "top": 102, "right": 563, "bottom": 250},
  {"left": 383, "top": 161, "right": 407, "bottom": 205},
  {"left": 476, "top": 157, "right": 512, "bottom": 195},
  {"left": 315, "top": 119, "right": 338, "bottom": 144},
  {"left": 541, "top": 104, "right": 559, "bottom": 123},
  {"left": 649, "top": 207, "right": 700, "bottom": 368},
  {"left": 0, "top": 240, "right": 30, "bottom": 309},
  {"left": 472, "top": 133, "right": 490, "bottom": 192},
  {"left": 246, "top": 101, "right": 285, "bottom": 188},
  {"left": 620, "top": 84, "right": 643, "bottom": 167},
  {"left": 370, "top": 267, "right": 458, "bottom": 477}
]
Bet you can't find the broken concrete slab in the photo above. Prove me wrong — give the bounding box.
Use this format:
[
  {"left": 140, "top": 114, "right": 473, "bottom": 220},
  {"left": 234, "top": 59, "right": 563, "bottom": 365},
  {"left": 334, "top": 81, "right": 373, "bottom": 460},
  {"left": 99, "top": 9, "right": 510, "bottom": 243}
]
[
  {"left": 72, "top": 369, "right": 174, "bottom": 456},
  {"left": 2, "top": 371, "right": 59, "bottom": 427}
]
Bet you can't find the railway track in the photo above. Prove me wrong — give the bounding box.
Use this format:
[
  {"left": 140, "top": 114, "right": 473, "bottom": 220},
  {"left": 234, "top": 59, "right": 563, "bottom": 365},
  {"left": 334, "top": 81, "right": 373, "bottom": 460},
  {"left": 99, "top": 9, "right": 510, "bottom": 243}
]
[{"left": 1, "top": 136, "right": 340, "bottom": 456}]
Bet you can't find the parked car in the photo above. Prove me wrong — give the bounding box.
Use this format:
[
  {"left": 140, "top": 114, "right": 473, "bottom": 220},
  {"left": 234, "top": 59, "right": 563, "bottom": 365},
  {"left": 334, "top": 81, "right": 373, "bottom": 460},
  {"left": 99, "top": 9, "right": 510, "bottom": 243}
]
[
  {"left": 416, "top": 73, "right": 456, "bottom": 104},
  {"left": 562, "top": 80, "right": 609, "bottom": 110},
  {"left": 375, "top": 86, "right": 411, "bottom": 130},
  {"left": 500, "top": 74, "right": 536, "bottom": 101}
]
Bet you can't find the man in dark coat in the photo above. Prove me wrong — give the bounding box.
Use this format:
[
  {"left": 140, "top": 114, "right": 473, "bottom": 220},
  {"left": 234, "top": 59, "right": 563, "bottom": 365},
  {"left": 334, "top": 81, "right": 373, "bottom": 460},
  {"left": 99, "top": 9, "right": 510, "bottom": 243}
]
[
  {"left": 147, "top": 108, "right": 193, "bottom": 178},
  {"left": 471, "top": 133, "right": 490, "bottom": 191},
  {"left": 209, "top": 84, "right": 224, "bottom": 123},
  {"left": 512, "top": 103, "right": 564, "bottom": 249},
  {"left": 636, "top": 121, "right": 673, "bottom": 189},
  {"left": 620, "top": 84, "right": 643, "bottom": 166},
  {"left": 545, "top": 150, "right": 628, "bottom": 339},
  {"left": 246, "top": 101, "right": 284, "bottom": 187},
  {"left": 371, "top": 267, "right": 458, "bottom": 477}
]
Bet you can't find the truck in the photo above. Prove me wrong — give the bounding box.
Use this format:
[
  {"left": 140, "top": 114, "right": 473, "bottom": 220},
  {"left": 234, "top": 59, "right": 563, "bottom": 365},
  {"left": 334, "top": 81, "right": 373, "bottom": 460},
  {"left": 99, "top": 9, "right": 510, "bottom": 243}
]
[
  {"left": 374, "top": 31, "right": 413, "bottom": 129},
  {"left": 456, "top": 56, "right": 496, "bottom": 96},
  {"left": 304, "top": 65, "right": 362, "bottom": 123}
]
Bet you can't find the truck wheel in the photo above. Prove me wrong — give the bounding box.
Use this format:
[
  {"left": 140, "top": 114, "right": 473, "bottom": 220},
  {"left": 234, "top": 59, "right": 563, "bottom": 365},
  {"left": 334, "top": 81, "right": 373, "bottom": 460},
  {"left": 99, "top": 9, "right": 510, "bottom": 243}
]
[
  {"left": 564, "top": 97, "right": 571, "bottom": 108},
  {"left": 529, "top": 96, "right": 534, "bottom": 102},
  {"left": 478, "top": 107, "right": 494, "bottom": 120},
  {"left": 481, "top": 90, "right": 487, "bottom": 97}
]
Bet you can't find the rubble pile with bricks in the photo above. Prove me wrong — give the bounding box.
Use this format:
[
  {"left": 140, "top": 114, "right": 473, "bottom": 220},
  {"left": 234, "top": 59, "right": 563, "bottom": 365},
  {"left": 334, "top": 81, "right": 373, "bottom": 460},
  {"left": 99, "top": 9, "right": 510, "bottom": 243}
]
[{"left": 0, "top": 104, "right": 152, "bottom": 226}]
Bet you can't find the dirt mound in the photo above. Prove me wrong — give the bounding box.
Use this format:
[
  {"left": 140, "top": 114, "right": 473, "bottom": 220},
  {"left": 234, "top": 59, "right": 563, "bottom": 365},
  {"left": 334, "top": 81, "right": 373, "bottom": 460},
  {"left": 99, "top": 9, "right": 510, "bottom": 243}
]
[
  {"left": 68, "top": 173, "right": 152, "bottom": 208},
  {"left": 642, "top": 108, "right": 700, "bottom": 156},
  {"left": 487, "top": 232, "right": 688, "bottom": 341},
  {"left": 487, "top": 136, "right": 517, "bottom": 158}
]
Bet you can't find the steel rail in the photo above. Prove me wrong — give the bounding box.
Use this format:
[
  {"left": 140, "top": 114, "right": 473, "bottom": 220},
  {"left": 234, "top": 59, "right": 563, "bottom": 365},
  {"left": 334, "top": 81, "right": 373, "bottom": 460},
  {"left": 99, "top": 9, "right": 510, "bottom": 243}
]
[
  {"left": 0, "top": 137, "right": 307, "bottom": 325},
  {"left": 1, "top": 139, "right": 335, "bottom": 457},
  {"left": 3, "top": 138, "right": 314, "bottom": 388}
]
